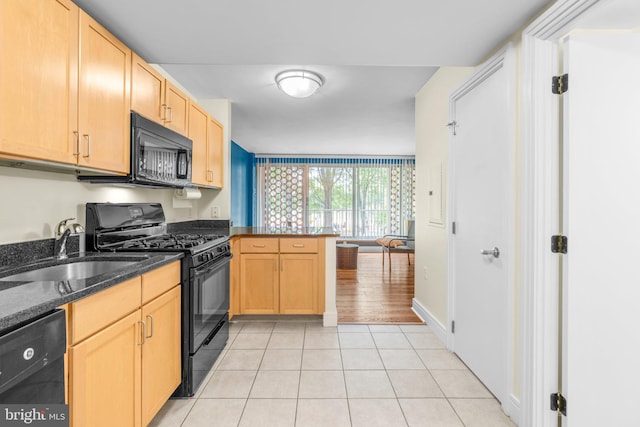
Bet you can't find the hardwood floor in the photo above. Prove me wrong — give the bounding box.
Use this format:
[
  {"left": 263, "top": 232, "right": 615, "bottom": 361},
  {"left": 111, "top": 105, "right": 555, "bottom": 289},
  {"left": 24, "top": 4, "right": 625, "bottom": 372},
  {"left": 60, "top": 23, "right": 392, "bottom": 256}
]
[{"left": 337, "top": 252, "right": 422, "bottom": 323}]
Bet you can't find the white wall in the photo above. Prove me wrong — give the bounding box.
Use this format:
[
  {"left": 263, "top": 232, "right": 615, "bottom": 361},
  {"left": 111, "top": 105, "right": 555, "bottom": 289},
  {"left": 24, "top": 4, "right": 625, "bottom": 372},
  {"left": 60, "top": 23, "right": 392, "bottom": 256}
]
[
  {"left": 0, "top": 166, "right": 193, "bottom": 244},
  {"left": 414, "top": 67, "right": 474, "bottom": 326}
]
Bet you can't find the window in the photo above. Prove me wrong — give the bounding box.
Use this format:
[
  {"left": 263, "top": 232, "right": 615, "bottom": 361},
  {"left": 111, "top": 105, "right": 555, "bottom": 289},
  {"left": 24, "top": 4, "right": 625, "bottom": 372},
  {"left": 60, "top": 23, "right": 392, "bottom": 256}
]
[{"left": 256, "top": 158, "right": 415, "bottom": 238}]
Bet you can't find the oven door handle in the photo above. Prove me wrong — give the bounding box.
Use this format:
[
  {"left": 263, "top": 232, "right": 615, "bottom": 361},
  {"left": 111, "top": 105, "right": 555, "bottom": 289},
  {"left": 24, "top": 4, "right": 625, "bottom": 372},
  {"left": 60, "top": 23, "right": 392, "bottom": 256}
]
[{"left": 194, "top": 252, "right": 233, "bottom": 275}]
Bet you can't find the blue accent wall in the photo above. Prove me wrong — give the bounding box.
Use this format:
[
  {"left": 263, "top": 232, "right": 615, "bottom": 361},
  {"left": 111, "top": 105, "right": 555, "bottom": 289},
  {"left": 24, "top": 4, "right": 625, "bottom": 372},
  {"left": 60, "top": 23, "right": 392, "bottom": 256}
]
[{"left": 230, "top": 141, "right": 255, "bottom": 226}]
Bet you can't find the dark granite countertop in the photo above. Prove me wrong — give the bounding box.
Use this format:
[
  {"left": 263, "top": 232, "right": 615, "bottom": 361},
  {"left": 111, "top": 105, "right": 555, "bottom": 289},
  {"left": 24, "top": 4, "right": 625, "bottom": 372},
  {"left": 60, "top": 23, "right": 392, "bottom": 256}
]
[
  {"left": 0, "top": 252, "right": 183, "bottom": 332},
  {"left": 230, "top": 226, "right": 340, "bottom": 237}
]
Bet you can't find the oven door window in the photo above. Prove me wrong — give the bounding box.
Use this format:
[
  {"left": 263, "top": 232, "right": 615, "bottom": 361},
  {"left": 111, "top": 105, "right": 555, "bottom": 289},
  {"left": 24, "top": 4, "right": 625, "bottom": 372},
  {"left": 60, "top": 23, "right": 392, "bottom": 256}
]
[{"left": 190, "top": 256, "right": 230, "bottom": 352}]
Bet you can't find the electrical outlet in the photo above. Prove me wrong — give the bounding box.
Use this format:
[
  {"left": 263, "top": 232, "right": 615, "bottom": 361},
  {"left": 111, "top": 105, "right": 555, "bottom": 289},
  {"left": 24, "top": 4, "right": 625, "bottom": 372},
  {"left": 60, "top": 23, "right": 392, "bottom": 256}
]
[
  {"left": 423, "top": 267, "right": 428, "bottom": 280},
  {"left": 211, "top": 206, "right": 219, "bottom": 218}
]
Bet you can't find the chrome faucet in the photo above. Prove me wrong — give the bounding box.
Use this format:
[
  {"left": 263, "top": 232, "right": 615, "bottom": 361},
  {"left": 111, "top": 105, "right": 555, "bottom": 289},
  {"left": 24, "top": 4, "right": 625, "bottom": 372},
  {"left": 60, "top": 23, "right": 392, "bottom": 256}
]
[
  {"left": 54, "top": 218, "right": 84, "bottom": 259},
  {"left": 54, "top": 228, "right": 72, "bottom": 260}
]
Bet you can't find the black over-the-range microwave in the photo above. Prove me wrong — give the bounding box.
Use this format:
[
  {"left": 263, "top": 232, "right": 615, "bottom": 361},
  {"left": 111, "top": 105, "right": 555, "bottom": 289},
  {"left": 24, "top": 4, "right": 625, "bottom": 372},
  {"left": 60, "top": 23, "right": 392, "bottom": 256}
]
[{"left": 78, "top": 111, "right": 193, "bottom": 188}]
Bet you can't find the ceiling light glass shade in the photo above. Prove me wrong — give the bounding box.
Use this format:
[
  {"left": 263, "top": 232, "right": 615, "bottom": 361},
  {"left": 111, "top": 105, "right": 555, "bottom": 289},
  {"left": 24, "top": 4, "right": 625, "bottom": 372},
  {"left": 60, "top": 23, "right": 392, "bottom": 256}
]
[{"left": 275, "top": 70, "right": 323, "bottom": 98}]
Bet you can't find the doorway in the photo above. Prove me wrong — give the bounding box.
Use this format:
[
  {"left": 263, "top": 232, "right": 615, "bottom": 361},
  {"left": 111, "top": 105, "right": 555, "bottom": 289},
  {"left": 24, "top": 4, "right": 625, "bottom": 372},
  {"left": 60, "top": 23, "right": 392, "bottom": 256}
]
[
  {"left": 336, "top": 251, "right": 421, "bottom": 323},
  {"left": 448, "top": 46, "right": 515, "bottom": 408},
  {"left": 522, "top": 0, "right": 640, "bottom": 424}
]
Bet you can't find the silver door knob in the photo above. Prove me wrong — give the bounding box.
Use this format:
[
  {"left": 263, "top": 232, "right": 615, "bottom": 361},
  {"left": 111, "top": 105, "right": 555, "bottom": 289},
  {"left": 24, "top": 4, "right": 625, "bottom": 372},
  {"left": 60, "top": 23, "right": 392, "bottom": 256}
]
[{"left": 480, "top": 247, "right": 500, "bottom": 258}]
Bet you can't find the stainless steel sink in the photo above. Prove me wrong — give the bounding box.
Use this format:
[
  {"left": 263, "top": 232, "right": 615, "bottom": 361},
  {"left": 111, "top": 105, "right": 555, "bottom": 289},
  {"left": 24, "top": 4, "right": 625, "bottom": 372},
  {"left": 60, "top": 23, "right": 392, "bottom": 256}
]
[{"left": 0, "top": 261, "right": 136, "bottom": 282}]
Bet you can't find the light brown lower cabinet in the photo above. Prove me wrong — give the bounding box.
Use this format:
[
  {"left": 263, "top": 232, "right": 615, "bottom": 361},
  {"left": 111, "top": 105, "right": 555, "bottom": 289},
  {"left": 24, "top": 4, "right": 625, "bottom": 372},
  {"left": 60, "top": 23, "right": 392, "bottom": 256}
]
[
  {"left": 279, "top": 253, "right": 319, "bottom": 314},
  {"left": 237, "top": 238, "right": 324, "bottom": 315},
  {"left": 240, "top": 253, "right": 279, "bottom": 314},
  {"left": 68, "top": 262, "right": 181, "bottom": 427},
  {"left": 70, "top": 310, "right": 141, "bottom": 427},
  {"left": 140, "top": 286, "right": 181, "bottom": 426}
]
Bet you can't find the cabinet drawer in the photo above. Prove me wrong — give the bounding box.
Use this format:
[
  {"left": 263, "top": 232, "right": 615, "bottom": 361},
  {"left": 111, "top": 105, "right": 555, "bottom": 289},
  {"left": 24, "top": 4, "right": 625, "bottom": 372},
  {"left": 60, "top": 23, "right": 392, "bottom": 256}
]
[
  {"left": 71, "top": 276, "right": 142, "bottom": 344},
  {"left": 142, "top": 261, "right": 180, "bottom": 304},
  {"left": 280, "top": 238, "right": 318, "bottom": 253},
  {"left": 240, "top": 238, "right": 279, "bottom": 253}
]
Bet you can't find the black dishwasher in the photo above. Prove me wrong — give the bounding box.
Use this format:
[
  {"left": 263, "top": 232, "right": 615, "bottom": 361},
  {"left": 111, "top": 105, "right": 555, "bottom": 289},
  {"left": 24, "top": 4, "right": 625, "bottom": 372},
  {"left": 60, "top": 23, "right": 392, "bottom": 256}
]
[{"left": 0, "top": 309, "right": 66, "bottom": 404}]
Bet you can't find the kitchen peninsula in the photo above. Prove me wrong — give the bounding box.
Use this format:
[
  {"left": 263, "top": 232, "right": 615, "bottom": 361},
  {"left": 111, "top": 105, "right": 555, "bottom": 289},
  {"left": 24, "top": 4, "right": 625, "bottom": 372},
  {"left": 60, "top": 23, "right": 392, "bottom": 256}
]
[{"left": 229, "top": 227, "right": 339, "bottom": 326}]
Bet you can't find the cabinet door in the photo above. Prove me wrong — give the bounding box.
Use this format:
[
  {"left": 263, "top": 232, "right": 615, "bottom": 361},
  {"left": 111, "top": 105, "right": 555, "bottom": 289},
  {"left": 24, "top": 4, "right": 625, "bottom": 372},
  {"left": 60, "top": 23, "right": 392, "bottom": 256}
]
[
  {"left": 78, "top": 11, "right": 131, "bottom": 174},
  {"left": 141, "top": 286, "right": 181, "bottom": 426},
  {"left": 207, "top": 116, "right": 224, "bottom": 188},
  {"left": 280, "top": 254, "right": 319, "bottom": 314},
  {"left": 164, "top": 81, "right": 189, "bottom": 136},
  {"left": 189, "top": 102, "right": 209, "bottom": 186},
  {"left": 0, "top": 0, "right": 78, "bottom": 164},
  {"left": 131, "top": 53, "right": 165, "bottom": 125},
  {"left": 70, "top": 310, "right": 142, "bottom": 427},
  {"left": 240, "top": 254, "right": 279, "bottom": 314}
]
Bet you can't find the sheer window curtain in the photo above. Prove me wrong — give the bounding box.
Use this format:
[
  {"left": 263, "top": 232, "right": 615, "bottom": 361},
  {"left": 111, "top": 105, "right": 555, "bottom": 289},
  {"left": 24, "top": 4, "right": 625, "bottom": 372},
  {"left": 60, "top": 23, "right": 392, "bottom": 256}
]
[{"left": 256, "top": 157, "right": 415, "bottom": 238}]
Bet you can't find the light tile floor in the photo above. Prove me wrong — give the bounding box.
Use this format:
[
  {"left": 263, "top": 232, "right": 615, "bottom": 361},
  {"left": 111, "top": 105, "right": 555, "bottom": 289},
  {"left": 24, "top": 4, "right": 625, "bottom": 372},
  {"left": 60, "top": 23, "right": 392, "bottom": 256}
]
[{"left": 149, "top": 320, "right": 516, "bottom": 427}]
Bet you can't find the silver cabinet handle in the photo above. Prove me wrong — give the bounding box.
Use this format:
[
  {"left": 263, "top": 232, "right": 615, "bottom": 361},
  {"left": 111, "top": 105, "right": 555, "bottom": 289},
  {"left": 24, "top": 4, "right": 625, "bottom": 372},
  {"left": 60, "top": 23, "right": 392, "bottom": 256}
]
[
  {"left": 292, "top": 244, "right": 304, "bottom": 248},
  {"left": 82, "top": 134, "right": 91, "bottom": 158},
  {"left": 166, "top": 106, "right": 173, "bottom": 123},
  {"left": 137, "top": 320, "right": 146, "bottom": 345},
  {"left": 480, "top": 247, "right": 500, "bottom": 258},
  {"left": 73, "top": 131, "right": 80, "bottom": 157},
  {"left": 145, "top": 314, "right": 154, "bottom": 339},
  {"left": 253, "top": 244, "right": 266, "bottom": 248}
]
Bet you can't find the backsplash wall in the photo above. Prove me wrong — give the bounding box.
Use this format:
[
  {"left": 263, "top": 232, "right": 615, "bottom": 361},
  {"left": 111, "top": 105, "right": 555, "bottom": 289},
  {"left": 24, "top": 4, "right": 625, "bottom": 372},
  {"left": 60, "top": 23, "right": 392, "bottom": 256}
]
[{"left": 0, "top": 166, "right": 206, "bottom": 244}]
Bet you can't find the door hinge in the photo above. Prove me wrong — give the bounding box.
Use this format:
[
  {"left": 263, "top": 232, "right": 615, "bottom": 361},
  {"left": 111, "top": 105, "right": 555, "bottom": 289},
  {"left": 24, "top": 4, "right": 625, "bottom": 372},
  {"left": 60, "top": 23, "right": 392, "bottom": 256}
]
[
  {"left": 452, "top": 222, "right": 456, "bottom": 235},
  {"left": 552, "top": 74, "right": 568, "bottom": 94},
  {"left": 550, "top": 392, "right": 567, "bottom": 416},
  {"left": 551, "top": 235, "right": 568, "bottom": 254},
  {"left": 451, "top": 320, "right": 455, "bottom": 334}
]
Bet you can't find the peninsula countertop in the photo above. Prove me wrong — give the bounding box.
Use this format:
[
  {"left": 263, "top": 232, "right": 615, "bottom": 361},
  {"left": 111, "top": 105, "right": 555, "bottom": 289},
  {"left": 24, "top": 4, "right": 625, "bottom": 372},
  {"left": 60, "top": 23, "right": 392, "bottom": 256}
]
[{"left": 230, "top": 226, "right": 340, "bottom": 237}]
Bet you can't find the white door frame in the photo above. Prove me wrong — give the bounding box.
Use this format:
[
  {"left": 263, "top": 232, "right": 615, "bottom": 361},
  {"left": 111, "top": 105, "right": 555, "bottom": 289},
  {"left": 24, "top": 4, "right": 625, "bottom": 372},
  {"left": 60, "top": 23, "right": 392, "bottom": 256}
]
[
  {"left": 519, "top": 0, "right": 607, "bottom": 426},
  {"left": 447, "top": 44, "right": 517, "bottom": 418}
]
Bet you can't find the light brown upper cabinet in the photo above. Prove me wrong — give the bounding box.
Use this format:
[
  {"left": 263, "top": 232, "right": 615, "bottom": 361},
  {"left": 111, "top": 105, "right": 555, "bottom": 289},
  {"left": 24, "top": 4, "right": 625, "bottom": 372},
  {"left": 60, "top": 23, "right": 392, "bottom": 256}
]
[
  {"left": 207, "top": 116, "right": 224, "bottom": 188},
  {"left": 189, "top": 102, "right": 209, "bottom": 186},
  {"left": 0, "top": 1, "right": 130, "bottom": 174},
  {"left": 0, "top": 0, "right": 79, "bottom": 165},
  {"left": 190, "top": 103, "right": 224, "bottom": 188},
  {"left": 77, "top": 11, "right": 131, "bottom": 174},
  {"left": 131, "top": 53, "right": 165, "bottom": 125},
  {"left": 131, "top": 54, "right": 189, "bottom": 137},
  {"left": 164, "top": 81, "right": 189, "bottom": 136}
]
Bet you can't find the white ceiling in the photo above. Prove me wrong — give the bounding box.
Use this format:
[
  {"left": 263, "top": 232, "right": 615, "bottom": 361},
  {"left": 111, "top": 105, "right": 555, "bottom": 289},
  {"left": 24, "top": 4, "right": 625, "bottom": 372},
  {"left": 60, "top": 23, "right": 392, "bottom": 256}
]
[{"left": 73, "top": 0, "right": 551, "bottom": 155}]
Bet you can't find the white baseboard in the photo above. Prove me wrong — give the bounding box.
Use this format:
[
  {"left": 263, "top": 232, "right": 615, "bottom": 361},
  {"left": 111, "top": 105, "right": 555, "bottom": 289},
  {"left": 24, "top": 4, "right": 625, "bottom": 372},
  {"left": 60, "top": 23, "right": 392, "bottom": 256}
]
[
  {"left": 323, "top": 311, "right": 338, "bottom": 327},
  {"left": 504, "top": 394, "right": 521, "bottom": 426},
  {"left": 412, "top": 298, "right": 447, "bottom": 345}
]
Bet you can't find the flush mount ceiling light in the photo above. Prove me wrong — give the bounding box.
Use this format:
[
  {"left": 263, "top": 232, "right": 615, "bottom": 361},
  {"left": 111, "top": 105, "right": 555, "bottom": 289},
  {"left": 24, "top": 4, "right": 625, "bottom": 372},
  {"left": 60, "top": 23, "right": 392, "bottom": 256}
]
[{"left": 275, "top": 70, "right": 324, "bottom": 98}]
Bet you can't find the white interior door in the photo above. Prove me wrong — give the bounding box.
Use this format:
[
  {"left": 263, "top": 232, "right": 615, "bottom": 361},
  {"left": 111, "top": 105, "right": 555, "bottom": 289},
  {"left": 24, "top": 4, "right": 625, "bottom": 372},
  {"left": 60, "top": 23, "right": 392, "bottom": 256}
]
[
  {"left": 449, "top": 49, "right": 513, "bottom": 405},
  {"left": 562, "top": 33, "right": 640, "bottom": 426}
]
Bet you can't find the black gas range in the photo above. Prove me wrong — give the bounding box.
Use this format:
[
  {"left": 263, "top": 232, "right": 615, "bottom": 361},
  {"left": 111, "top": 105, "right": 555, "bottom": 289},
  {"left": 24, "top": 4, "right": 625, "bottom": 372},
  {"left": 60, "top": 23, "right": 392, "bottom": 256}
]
[{"left": 85, "top": 203, "right": 231, "bottom": 397}]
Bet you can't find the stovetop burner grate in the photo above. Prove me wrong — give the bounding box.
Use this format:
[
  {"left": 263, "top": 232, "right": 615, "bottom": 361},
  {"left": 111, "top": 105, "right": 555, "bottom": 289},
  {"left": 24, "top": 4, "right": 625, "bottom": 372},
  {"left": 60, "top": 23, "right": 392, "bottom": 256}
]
[{"left": 120, "top": 233, "right": 225, "bottom": 250}]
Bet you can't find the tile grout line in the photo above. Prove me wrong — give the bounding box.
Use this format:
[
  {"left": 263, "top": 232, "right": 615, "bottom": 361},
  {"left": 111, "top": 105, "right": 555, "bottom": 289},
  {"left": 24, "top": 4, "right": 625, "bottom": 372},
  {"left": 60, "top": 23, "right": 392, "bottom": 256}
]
[
  {"left": 236, "top": 322, "right": 272, "bottom": 427},
  {"left": 403, "top": 322, "right": 469, "bottom": 427},
  {"left": 292, "top": 322, "right": 308, "bottom": 427},
  {"left": 341, "top": 325, "right": 353, "bottom": 427}
]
